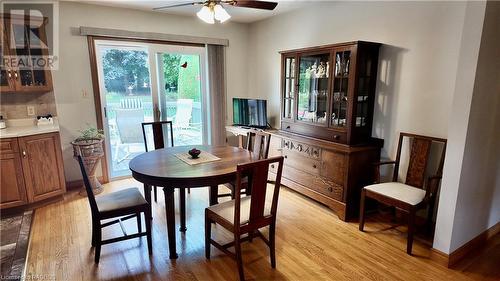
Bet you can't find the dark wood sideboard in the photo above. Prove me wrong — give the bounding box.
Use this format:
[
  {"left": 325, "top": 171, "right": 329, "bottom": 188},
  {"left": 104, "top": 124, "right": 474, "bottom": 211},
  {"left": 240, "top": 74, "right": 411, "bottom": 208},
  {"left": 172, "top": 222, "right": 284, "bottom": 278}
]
[{"left": 267, "top": 130, "right": 381, "bottom": 221}]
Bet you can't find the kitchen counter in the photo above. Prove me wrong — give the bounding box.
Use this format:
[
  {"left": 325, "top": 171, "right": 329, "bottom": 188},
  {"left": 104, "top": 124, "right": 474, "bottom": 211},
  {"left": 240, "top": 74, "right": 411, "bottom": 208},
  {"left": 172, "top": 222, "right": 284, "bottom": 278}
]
[{"left": 0, "top": 118, "right": 60, "bottom": 139}]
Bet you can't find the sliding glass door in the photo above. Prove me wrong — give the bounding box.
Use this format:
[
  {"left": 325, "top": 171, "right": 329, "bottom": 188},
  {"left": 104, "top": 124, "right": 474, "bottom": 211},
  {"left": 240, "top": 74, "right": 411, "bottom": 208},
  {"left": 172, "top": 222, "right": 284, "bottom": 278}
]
[
  {"left": 154, "top": 46, "right": 207, "bottom": 147},
  {"left": 95, "top": 40, "right": 207, "bottom": 179}
]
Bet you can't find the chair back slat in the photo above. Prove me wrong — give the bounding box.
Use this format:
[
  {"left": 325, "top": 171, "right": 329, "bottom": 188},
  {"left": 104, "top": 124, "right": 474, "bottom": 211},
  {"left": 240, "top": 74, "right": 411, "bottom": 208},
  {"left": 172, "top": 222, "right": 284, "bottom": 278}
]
[
  {"left": 393, "top": 133, "right": 447, "bottom": 190},
  {"left": 405, "top": 138, "right": 432, "bottom": 188},
  {"left": 246, "top": 131, "right": 271, "bottom": 160},
  {"left": 76, "top": 155, "right": 99, "bottom": 215},
  {"left": 248, "top": 165, "right": 270, "bottom": 222},
  {"left": 234, "top": 156, "right": 284, "bottom": 229},
  {"left": 141, "top": 121, "right": 174, "bottom": 152}
]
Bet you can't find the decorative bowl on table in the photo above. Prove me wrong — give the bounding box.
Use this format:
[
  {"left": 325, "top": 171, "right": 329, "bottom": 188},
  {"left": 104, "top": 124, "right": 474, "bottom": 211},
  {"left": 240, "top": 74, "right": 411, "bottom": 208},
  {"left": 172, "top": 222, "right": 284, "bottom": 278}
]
[{"left": 188, "top": 148, "right": 201, "bottom": 159}]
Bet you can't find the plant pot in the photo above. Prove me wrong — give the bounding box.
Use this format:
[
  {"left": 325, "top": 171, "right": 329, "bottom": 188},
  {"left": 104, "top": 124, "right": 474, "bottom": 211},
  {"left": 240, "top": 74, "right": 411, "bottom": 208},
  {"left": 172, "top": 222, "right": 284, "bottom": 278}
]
[{"left": 71, "top": 138, "right": 105, "bottom": 196}]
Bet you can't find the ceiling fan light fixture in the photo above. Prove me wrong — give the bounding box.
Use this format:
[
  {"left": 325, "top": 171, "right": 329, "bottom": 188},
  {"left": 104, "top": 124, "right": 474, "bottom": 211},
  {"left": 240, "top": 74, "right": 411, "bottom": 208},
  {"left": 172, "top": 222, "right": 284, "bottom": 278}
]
[
  {"left": 197, "top": 5, "right": 214, "bottom": 24},
  {"left": 214, "top": 4, "right": 231, "bottom": 23}
]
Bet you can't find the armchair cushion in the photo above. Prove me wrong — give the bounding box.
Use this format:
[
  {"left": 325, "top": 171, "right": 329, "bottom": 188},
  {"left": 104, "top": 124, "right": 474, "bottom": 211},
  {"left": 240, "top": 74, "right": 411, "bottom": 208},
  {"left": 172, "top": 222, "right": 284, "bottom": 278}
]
[
  {"left": 364, "top": 182, "right": 425, "bottom": 206},
  {"left": 207, "top": 196, "right": 272, "bottom": 225}
]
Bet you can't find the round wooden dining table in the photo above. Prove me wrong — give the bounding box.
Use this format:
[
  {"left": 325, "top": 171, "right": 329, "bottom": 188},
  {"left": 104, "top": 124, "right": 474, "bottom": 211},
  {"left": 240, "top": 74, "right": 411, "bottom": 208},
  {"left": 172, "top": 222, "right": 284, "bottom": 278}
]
[{"left": 129, "top": 145, "right": 254, "bottom": 259}]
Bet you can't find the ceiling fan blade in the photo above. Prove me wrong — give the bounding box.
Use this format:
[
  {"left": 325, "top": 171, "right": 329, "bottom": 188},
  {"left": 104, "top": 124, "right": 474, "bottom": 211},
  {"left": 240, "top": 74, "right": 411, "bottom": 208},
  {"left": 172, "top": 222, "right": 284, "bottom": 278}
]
[
  {"left": 228, "top": 1, "right": 278, "bottom": 10},
  {"left": 153, "top": 2, "right": 204, "bottom": 10}
]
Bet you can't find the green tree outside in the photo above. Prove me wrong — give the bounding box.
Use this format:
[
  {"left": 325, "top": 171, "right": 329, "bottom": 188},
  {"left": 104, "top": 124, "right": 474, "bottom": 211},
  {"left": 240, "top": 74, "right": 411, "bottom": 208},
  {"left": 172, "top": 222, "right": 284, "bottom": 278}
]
[{"left": 177, "top": 54, "right": 201, "bottom": 102}]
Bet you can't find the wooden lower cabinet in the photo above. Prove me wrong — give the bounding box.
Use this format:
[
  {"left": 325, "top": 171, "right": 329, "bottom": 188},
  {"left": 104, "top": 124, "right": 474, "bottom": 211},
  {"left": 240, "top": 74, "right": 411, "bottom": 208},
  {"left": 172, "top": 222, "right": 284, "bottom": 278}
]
[
  {"left": 0, "top": 133, "right": 66, "bottom": 209},
  {"left": 0, "top": 138, "right": 28, "bottom": 208},
  {"left": 268, "top": 130, "right": 381, "bottom": 221}
]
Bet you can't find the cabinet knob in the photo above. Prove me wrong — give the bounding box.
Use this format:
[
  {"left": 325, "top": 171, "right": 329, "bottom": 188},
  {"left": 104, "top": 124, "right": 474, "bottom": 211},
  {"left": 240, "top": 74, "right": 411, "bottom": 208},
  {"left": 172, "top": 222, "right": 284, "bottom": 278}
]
[
  {"left": 284, "top": 155, "right": 287, "bottom": 159},
  {"left": 14, "top": 72, "right": 18, "bottom": 80},
  {"left": 271, "top": 164, "right": 275, "bottom": 169},
  {"left": 22, "top": 150, "right": 27, "bottom": 158},
  {"left": 7, "top": 71, "right": 12, "bottom": 78},
  {"left": 333, "top": 135, "right": 340, "bottom": 140},
  {"left": 286, "top": 126, "right": 291, "bottom": 129},
  {"left": 313, "top": 164, "right": 317, "bottom": 169}
]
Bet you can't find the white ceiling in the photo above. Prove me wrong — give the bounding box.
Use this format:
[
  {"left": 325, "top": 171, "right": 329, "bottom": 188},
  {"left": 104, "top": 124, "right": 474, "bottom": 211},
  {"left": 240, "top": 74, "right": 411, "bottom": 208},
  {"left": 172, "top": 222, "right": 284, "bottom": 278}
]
[{"left": 83, "top": 1, "right": 309, "bottom": 23}]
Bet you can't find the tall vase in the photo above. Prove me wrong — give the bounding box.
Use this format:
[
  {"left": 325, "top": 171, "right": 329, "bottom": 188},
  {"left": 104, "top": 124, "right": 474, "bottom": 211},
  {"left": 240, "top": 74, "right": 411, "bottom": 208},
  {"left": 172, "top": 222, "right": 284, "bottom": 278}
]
[{"left": 71, "top": 139, "right": 105, "bottom": 196}]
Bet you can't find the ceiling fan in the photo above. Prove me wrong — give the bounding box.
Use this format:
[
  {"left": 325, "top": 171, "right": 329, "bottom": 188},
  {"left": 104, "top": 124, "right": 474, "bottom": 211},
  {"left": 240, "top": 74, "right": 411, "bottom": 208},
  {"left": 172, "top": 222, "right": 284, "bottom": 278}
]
[{"left": 153, "top": 1, "right": 279, "bottom": 24}]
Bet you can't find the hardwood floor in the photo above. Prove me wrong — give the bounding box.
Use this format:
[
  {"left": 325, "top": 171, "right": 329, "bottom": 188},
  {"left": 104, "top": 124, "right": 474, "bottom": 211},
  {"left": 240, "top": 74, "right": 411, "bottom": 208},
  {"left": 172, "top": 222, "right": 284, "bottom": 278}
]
[{"left": 25, "top": 179, "right": 498, "bottom": 280}]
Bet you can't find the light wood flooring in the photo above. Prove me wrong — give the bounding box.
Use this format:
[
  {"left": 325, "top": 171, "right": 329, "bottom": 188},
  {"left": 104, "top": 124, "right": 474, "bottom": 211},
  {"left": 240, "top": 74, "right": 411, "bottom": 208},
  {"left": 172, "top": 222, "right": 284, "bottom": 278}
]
[{"left": 25, "top": 179, "right": 499, "bottom": 281}]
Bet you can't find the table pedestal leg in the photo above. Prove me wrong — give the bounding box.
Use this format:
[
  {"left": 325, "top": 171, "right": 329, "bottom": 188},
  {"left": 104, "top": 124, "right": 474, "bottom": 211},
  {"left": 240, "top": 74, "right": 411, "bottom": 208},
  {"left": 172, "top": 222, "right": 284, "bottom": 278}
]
[
  {"left": 163, "top": 187, "right": 178, "bottom": 259},
  {"left": 179, "top": 188, "right": 187, "bottom": 232},
  {"left": 209, "top": 185, "right": 218, "bottom": 206}
]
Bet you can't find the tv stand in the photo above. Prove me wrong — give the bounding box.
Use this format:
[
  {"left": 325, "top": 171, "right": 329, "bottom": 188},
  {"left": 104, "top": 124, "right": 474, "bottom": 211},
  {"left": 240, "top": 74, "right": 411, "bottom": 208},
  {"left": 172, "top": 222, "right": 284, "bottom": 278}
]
[{"left": 226, "top": 125, "right": 266, "bottom": 148}]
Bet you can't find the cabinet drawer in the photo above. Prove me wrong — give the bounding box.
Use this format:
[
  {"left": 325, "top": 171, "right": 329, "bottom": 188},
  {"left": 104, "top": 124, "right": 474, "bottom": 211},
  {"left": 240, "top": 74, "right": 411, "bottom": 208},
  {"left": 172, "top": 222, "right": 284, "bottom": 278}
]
[
  {"left": 283, "top": 150, "right": 320, "bottom": 175},
  {"left": 320, "top": 150, "right": 346, "bottom": 185},
  {"left": 283, "top": 164, "right": 344, "bottom": 201},
  {"left": 0, "top": 138, "right": 19, "bottom": 154}
]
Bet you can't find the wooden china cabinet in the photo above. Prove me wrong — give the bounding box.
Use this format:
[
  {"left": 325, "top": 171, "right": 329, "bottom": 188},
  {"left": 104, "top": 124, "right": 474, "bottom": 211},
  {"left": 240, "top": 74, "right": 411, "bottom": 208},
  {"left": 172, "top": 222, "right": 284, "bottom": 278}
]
[
  {"left": 269, "top": 41, "right": 383, "bottom": 221},
  {"left": 0, "top": 14, "right": 53, "bottom": 93}
]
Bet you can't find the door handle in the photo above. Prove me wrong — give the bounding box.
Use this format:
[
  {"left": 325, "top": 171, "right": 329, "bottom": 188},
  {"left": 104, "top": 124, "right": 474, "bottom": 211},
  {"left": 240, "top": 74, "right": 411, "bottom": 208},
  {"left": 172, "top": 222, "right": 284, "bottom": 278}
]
[{"left": 104, "top": 107, "right": 107, "bottom": 118}]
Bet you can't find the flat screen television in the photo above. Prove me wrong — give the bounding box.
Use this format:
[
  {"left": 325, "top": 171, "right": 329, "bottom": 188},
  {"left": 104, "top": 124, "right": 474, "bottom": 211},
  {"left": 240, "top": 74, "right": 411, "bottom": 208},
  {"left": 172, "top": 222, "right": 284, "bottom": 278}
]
[{"left": 233, "top": 98, "right": 268, "bottom": 129}]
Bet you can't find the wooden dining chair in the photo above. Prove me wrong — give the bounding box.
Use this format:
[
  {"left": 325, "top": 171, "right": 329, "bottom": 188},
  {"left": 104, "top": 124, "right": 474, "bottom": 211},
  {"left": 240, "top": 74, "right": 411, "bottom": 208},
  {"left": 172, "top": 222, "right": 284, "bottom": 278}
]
[
  {"left": 359, "top": 132, "right": 447, "bottom": 255},
  {"left": 76, "top": 155, "right": 152, "bottom": 263},
  {"left": 219, "top": 130, "right": 271, "bottom": 200},
  {"left": 205, "top": 156, "right": 284, "bottom": 281},
  {"left": 142, "top": 120, "right": 176, "bottom": 202}
]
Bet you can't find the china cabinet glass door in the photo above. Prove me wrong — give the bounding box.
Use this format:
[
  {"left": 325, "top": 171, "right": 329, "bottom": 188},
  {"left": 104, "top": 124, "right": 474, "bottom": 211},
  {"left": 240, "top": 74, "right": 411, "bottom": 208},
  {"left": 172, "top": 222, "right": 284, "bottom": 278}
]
[
  {"left": 297, "top": 53, "right": 330, "bottom": 124},
  {"left": 354, "top": 54, "right": 375, "bottom": 128},
  {"left": 9, "top": 18, "right": 51, "bottom": 92},
  {"left": 1, "top": 46, "right": 14, "bottom": 92},
  {"left": 331, "top": 50, "right": 351, "bottom": 128},
  {"left": 282, "top": 56, "right": 295, "bottom": 120},
  {"left": 1, "top": 21, "right": 14, "bottom": 92}
]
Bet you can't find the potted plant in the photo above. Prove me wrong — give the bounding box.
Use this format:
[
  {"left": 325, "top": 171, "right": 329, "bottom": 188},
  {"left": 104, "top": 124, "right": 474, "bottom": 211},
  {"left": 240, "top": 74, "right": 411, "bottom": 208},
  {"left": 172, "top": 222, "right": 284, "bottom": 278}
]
[{"left": 71, "top": 126, "right": 105, "bottom": 195}]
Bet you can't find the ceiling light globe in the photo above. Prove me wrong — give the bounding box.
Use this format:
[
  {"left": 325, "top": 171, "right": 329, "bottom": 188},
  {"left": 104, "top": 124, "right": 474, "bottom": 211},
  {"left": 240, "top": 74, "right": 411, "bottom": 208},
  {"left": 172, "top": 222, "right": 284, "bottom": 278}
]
[
  {"left": 214, "top": 4, "right": 231, "bottom": 23},
  {"left": 197, "top": 6, "right": 215, "bottom": 24}
]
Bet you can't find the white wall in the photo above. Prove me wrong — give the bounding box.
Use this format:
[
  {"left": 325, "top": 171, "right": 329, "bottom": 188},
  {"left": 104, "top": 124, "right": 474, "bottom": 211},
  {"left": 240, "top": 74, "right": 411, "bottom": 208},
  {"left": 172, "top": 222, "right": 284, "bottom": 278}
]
[
  {"left": 53, "top": 2, "right": 249, "bottom": 181},
  {"left": 246, "top": 1, "right": 466, "bottom": 158},
  {"left": 437, "top": 1, "right": 499, "bottom": 253},
  {"left": 432, "top": 1, "right": 487, "bottom": 254}
]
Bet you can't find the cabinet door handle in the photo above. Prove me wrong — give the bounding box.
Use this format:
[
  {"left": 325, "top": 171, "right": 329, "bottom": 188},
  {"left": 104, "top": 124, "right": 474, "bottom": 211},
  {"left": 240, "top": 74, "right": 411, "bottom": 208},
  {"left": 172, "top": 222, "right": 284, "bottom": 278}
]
[
  {"left": 14, "top": 72, "right": 18, "bottom": 80},
  {"left": 22, "top": 150, "right": 27, "bottom": 158},
  {"left": 7, "top": 71, "right": 12, "bottom": 79},
  {"left": 333, "top": 135, "right": 340, "bottom": 140},
  {"left": 286, "top": 126, "right": 290, "bottom": 129}
]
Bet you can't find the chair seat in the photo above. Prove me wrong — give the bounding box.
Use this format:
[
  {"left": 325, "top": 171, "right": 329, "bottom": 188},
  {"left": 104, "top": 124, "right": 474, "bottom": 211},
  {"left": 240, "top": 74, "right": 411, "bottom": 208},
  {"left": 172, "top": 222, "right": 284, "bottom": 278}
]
[
  {"left": 96, "top": 188, "right": 148, "bottom": 213},
  {"left": 207, "top": 196, "right": 271, "bottom": 225},
  {"left": 364, "top": 182, "right": 426, "bottom": 206}
]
